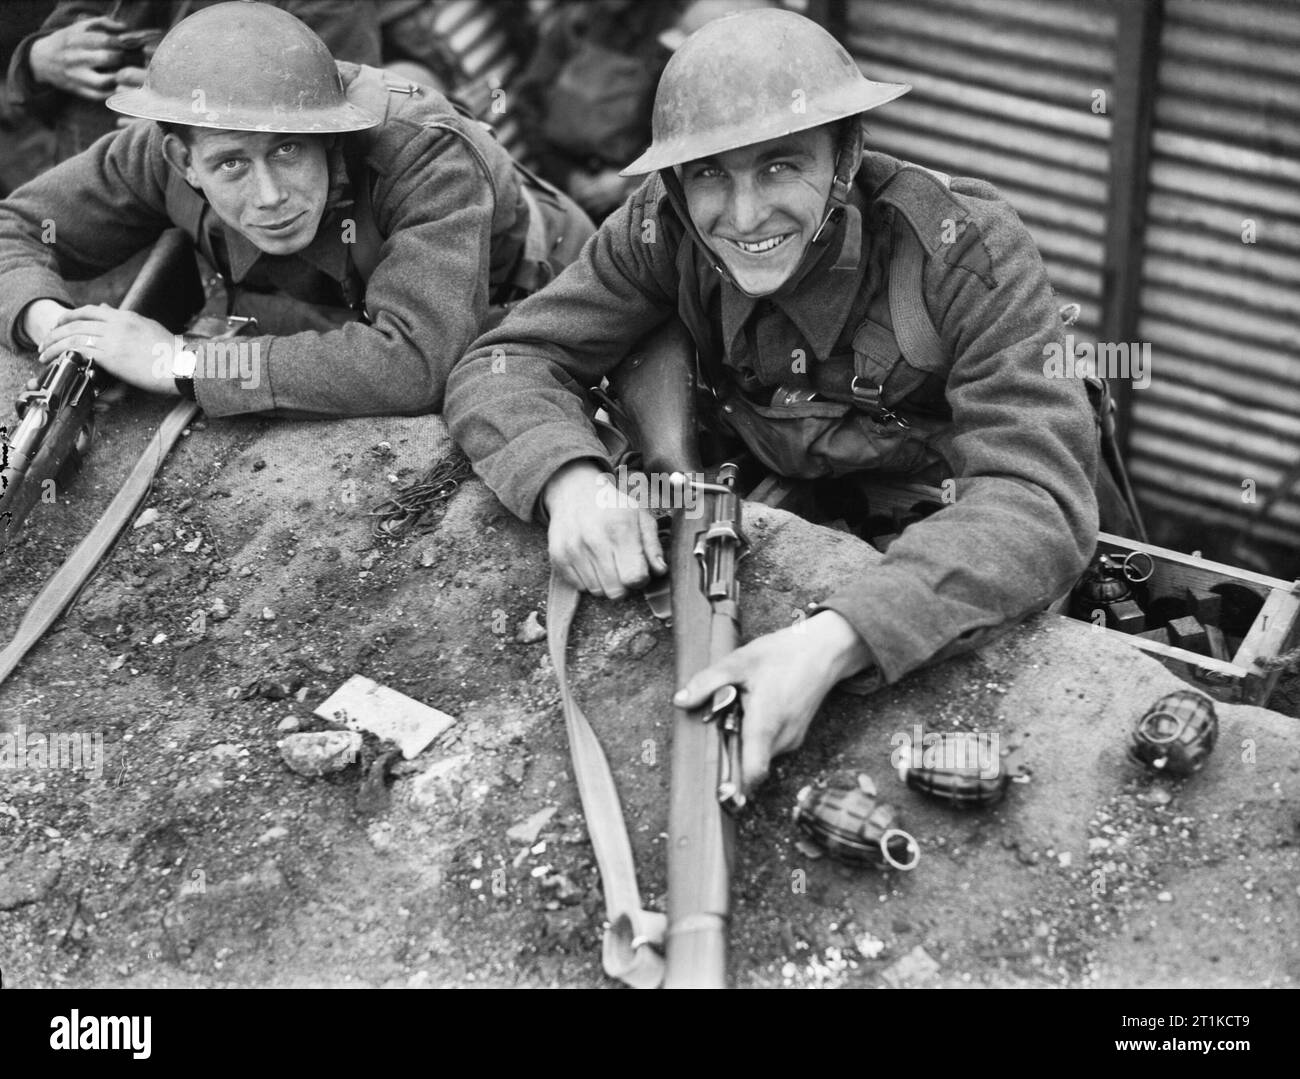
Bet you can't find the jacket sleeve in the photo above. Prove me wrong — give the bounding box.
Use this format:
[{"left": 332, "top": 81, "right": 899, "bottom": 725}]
[
  {"left": 818, "top": 190, "right": 1099, "bottom": 685},
  {"left": 194, "top": 119, "right": 512, "bottom": 419},
  {"left": 444, "top": 178, "right": 681, "bottom": 522},
  {"left": 0, "top": 119, "right": 172, "bottom": 349}
]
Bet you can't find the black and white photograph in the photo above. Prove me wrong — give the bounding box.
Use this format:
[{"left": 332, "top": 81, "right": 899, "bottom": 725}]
[{"left": 0, "top": 0, "right": 1294, "bottom": 1025}]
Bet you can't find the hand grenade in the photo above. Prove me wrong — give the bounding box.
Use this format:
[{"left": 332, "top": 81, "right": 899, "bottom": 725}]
[
  {"left": 1070, "top": 550, "right": 1153, "bottom": 624},
  {"left": 898, "top": 731, "right": 1012, "bottom": 808},
  {"left": 1129, "top": 690, "right": 1218, "bottom": 777},
  {"left": 793, "top": 774, "right": 919, "bottom": 870}
]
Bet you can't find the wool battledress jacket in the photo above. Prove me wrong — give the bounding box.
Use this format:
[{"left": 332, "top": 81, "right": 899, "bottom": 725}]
[
  {"left": 445, "top": 151, "right": 1100, "bottom": 687},
  {"left": 0, "top": 62, "right": 529, "bottom": 419}
]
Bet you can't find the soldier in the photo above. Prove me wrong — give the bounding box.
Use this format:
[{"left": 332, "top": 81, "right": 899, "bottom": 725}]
[
  {"left": 446, "top": 9, "right": 1101, "bottom": 791},
  {"left": 0, "top": 2, "right": 592, "bottom": 419}
]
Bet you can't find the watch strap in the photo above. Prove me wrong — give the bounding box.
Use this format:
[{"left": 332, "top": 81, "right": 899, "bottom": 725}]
[{"left": 173, "top": 336, "right": 198, "bottom": 399}]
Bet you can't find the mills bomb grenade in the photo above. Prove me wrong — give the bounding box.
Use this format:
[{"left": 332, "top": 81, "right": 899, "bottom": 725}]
[
  {"left": 793, "top": 774, "right": 919, "bottom": 870},
  {"left": 1130, "top": 689, "right": 1218, "bottom": 777}
]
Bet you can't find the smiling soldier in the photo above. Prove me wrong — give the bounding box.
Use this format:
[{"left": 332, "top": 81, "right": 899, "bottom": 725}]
[
  {"left": 0, "top": 2, "right": 591, "bottom": 418},
  {"left": 445, "top": 8, "right": 1099, "bottom": 793}
]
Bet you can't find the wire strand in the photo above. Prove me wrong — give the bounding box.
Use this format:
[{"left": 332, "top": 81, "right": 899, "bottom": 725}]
[{"left": 366, "top": 448, "right": 473, "bottom": 539}]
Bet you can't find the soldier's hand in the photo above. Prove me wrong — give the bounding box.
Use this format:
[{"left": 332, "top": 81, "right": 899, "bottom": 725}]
[
  {"left": 112, "top": 67, "right": 148, "bottom": 126},
  {"left": 27, "top": 17, "right": 128, "bottom": 100},
  {"left": 674, "top": 611, "right": 873, "bottom": 793},
  {"left": 544, "top": 460, "right": 666, "bottom": 599},
  {"left": 114, "top": 65, "right": 147, "bottom": 89},
  {"left": 38, "top": 305, "right": 178, "bottom": 396}
]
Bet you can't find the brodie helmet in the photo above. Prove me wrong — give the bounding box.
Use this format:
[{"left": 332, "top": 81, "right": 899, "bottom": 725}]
[
  {"left": 622, "top": 8, "right": 907, "bottom": 177},
  {"left": 107, "top": 2, "right": 378, "bottom": 134}
]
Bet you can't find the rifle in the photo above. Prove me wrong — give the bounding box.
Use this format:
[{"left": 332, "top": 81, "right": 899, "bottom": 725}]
[
  {"left": 544, "top": 319, "right": 747, "bottom": 988},
  {"left": 1, "top": 228, "right": 202, "bottom": 549},
  {"left": 0, "top": 229, "right": 204, "bottom": 686},
  {"left": 609, "top": 319, "right": 748, "bottom": 988}
]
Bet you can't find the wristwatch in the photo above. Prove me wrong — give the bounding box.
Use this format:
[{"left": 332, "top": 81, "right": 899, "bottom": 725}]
[{"left": 173, "top": 341, "right": 199, "bottom": 400}]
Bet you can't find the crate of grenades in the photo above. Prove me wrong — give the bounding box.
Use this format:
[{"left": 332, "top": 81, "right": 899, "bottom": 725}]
[
  {"left": 806, "top": 478, "right": 1300, "bottom": 708},
  {"left": 1059, "top": 532, "right": 1300, "bottom": 706}
]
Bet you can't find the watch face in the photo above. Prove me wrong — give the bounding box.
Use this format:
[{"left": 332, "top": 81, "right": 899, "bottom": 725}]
[{"left": 174, "top": 349, "right": 199, "bottom": 379}]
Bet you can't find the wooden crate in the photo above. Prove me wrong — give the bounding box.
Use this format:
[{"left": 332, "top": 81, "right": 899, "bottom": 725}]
[
  {"left": 750, "top": 476, "right": 1300, "bottom": 707},
  {"left": 1058, "top": 532, "right": 1300, "bottom": 707}
]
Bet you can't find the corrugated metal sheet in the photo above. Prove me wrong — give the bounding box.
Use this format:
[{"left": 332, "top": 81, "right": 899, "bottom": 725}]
[
  {"left": 1129, "top": 0, "right": 1300, "bottom": 547},
  {"left": 430, "top": 0, "right": 538, "bottom": 157},
  {"left": 843, "top": 0, "right": 1116, "bottom": 342}
]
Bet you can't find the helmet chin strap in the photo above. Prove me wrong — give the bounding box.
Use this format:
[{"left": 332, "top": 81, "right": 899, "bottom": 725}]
[
  {"left": 660, "top": 117, "right": 866, "bottom": 299},
  {"left": 811, "top": 117, "right": 865, "bottom": 273},
  {"left": 660, "top": 166, "right": 746, "bottom": 292}
]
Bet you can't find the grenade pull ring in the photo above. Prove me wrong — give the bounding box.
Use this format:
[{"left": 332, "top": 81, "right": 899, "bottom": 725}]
[
  {"left": 1119, "top": 550, "right": 1155, "bottom": 583},
  {"left": 878, "top": 828, "right": 920, "bottom": 871},
  {"left": 1137, "top": 709, "right": 1189, "bottom": 746},
  {"left": 792, "top": 774, "right": 920, "bottom": 869}
]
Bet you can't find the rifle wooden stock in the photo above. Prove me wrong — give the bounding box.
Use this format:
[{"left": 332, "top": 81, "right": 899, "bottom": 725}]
[
  {"left": 123, "top": 230, "right": 202, "bottom": 324},
  {"left": 665, "top": 499, "right": 738, "bottom": 988},
  {"left": 0, "top": 229, "right": 201, "bottom": 548},
  {"left": 607, "top": 318, "right": 700, "bottom": 477}
]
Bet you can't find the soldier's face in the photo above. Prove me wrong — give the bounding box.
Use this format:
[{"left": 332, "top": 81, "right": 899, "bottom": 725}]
[
  {"left": 681, "top": 126, "right": 837, "bottom": 296},
  {"left": 175, "top": 130, "right": 331, "bottom": 256}
]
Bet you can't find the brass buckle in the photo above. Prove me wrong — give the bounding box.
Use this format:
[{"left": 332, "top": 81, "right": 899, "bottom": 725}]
[{"left": 849, "top": 376, "right": 882, "bottom": 405}]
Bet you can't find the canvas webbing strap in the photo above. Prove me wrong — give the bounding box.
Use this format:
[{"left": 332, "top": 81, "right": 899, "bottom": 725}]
[
  {"left": 0, "top": 399, "right": 201, "bottom": 686},
  {"left": 546, "top": 571, "right": 667, "bottom": 988},
  {"left": 888, "top": 218, "right": 949, "bottom": 376},
  {"left": 512, "top": 183, "right": 553, "bottom": 294}
]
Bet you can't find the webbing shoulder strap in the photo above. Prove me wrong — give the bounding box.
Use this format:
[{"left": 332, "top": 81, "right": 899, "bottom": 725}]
[
  {"left": 346, "top": 147, "right": 384, "bottom": 286},
  {"left": 883, "top": 165, "right": 954, "bottom": 377},
  {"left": 341, "top": 66, "right": 503, "bottom": 286},
  {"left": 888, "top": 218, "right": 949, "bottom": 375}
]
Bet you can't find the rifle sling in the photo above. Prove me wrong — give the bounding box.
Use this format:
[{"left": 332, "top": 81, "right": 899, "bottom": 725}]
[
  {"left": 546, "top": 571, "right": 668, "bottom": 988},
  {"left": 0, "top": 399, "right": 201, "bottom": 687}
]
